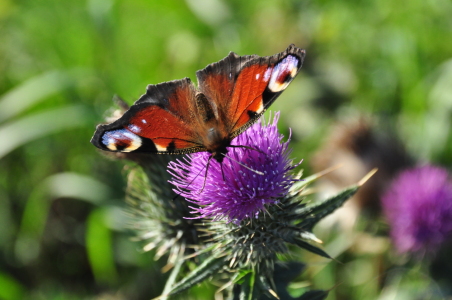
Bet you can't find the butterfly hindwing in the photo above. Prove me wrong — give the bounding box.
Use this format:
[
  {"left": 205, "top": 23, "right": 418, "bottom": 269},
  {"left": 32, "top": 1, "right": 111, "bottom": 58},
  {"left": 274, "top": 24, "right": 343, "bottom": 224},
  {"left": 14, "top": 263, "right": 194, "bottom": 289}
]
[{"left": 91, "top": 78, "right": 205, "bottom": 154}]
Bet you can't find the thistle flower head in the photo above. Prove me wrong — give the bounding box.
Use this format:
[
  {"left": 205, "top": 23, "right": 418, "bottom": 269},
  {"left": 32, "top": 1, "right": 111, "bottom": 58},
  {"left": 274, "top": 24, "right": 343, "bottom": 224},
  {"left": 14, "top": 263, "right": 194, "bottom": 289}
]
[
  {"left": 168, "top": 112, "right": 298, "bottom": 223},
  {"left": 382, "top": 165, "right": 452, "bottom": 256}
]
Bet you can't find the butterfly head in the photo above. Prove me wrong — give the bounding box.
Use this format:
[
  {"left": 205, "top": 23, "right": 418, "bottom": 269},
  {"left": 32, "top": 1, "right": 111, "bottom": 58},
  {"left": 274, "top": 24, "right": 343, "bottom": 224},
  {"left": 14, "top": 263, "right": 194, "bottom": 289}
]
[
  {"left": 205, "top": 127, "right": 230, "bottom": 163},
  {"left": 211, "top": 149, "right": 227, "bottom": 163}
]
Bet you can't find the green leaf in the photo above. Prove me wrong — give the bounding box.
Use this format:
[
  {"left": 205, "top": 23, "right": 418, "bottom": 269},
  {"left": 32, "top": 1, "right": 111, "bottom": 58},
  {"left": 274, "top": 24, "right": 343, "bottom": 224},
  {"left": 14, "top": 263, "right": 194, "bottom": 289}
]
[
  {"left": 165, "top": 254, "right": 227, "bottom": 296},
  {"left": 236, "top": 271, "right": 255, "bottom": 300},
  {"left": 86, "top": 208, "right": 118, "bottom": 285},
  {"left": 0, "top": 105, "right": 92, "bottom": 159},
  {"left": 160, "top": 259, "right": 184, "bottom": 300},
  {"left": 297, "top": 185, "right": 359, "bottom": 231},
  {"left": 234, "top": 269, "right": 254, "bottom": 285},
  {"left": 291, "top": 239, "right": 331, "bottom": 259},
  {"left": 0, "top": 70, "right": 85, "bottom": 123},
  {"left": 15, "top": 173, "right": 111, "bottom": 265}
]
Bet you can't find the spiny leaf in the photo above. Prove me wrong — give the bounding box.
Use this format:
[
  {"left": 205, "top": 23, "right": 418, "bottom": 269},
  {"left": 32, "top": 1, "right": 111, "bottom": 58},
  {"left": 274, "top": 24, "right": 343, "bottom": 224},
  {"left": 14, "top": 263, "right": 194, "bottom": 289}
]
[
  {"left": 291, "top": 239, "right": 331, "bottom": 259},
  {"left": 297, "top": 169, "right": 377, "bottom": 231},
  {"left": 234, "top": 269, "right": 254, "bottom": 284},
  {"left": 296, "top": 185, "right": 359, "bottom": 231},
  {"left": 257, "top": 275, "right": 279, "bottom": 300},
  {"left": 290, "top": 165, "right": 342, "bottom": 193},
  {"left": 233, "top": 271, "right": 256, "bottom": 300},
  {"left": 159, "top": 259, "right": 184, "bottom": 300},
  {"left": 165, "top": 255, "right": 227, "bottom": 296}
]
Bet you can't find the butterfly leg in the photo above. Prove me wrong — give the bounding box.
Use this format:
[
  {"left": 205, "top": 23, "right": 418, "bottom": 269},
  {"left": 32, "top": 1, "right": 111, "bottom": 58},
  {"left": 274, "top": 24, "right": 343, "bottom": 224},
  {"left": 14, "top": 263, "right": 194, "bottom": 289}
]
[{"left": 199, "top": 155, "right": 214, "bottom": 194}]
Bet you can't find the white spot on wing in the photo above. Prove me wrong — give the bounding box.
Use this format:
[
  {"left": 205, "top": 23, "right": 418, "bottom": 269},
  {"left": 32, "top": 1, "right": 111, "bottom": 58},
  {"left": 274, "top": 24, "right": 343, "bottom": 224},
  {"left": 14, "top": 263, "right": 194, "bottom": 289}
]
[
  {"left": 155, "top": 143, "right": 168, "bottom": 152},
  {"left": 268, "top": 80, "right": 286, "bottom": 93},
  {"left": 107, "top": 138, "right": 116, "bottom": 150},
  {"left": 268, "top": 55, "right": 299, "bottom": 92},
  {"left": 255, "top": 100, "right": 264, "bottom": 114},
  {"left": 128, "top": 124, "right": 141, "bottom": 133},
  {"left": 141, "top": 119, "right": 147, "bottom": 124},
  {"left": 124, "top": 139, "right": 141, "bottom": 152},
  {"left": 255, "top": 73, "right": 260, "bottom": 80},
  {"left": 264, "top": 68, "right": 272, "bottom": 81},
  {"left": 102, "top": 129, "right": 142, "bottom": 152}
]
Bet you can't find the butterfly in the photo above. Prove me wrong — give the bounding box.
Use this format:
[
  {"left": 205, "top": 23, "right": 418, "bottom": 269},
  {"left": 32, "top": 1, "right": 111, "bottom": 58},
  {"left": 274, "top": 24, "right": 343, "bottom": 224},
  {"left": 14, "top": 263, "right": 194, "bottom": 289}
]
[{"left": 91, "top": 45, "right": 306, "bottom": 163}]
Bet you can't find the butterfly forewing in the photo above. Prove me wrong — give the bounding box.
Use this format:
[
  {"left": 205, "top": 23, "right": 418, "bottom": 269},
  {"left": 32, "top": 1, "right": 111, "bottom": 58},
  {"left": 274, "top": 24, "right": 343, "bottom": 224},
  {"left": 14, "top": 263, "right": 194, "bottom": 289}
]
[
  {"left": 91, "top": 78, "right": 205, "bottom": 154},
  {"left": 194, "top": 45, "right": 305, "bottom": 138},
  {"left": 196, "top": 53, "right": 249, "bottom": 126},
  {"left": 228, "top": 45, "right": 305, "bottom": 136},
  {"left": 228, "top": 63, "right": 272, "bottom": 134}
]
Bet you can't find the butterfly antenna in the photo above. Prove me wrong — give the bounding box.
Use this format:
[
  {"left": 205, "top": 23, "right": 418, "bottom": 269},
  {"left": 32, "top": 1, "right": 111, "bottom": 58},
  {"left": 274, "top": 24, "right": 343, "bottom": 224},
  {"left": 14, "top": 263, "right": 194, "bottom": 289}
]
[{"left": 220, "top": 153, "right": 264, "bottom": 176}]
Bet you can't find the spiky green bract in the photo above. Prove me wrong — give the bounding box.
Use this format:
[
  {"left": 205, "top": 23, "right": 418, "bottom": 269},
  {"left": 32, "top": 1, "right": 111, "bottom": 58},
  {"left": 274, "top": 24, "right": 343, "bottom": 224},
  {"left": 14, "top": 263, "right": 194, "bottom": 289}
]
[
  {"left": 98, "top": 99, "right": 201, "bottom": 269},
  {"left": 125, "top": 155, "right": 201, "bottom": 267},
  {"left": 164, "top": 179, "right": 360, "bottom": 299}
]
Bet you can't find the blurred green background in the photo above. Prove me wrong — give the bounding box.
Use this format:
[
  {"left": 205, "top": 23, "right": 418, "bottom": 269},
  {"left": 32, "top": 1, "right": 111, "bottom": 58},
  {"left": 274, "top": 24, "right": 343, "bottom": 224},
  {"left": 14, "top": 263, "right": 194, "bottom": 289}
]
[{"left": 1, "top": 0, "right": 452, "bottom": 299}]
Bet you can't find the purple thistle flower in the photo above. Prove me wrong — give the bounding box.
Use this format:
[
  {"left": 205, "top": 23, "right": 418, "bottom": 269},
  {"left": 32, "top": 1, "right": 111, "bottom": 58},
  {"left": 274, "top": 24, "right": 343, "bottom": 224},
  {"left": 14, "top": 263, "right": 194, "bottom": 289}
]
[
  {"left": 382, "top": 165, "right": 452, "bottom": 256},
  {"left": 168, "top": 112, "right": 299, "bottom": 223}
]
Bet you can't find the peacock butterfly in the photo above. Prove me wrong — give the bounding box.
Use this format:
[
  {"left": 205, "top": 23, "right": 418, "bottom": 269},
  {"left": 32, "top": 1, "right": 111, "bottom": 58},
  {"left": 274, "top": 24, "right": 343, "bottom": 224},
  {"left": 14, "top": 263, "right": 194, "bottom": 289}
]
[{"left": 91, "top": 45, "right": 306, "bottom": 163}]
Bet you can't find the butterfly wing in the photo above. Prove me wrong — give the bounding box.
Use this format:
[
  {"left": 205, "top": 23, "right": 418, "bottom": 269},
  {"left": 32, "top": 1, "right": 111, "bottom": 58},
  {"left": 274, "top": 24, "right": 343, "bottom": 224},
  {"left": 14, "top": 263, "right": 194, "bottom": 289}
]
[
  {"left": 91, "top": 78, "right": 206, "bottom": 154},
  {"left": 196, "top": 44, "right": 306, "bottom": 138},
  {"left": 92, "top": 45, "right": 306, "bottom": 156}
]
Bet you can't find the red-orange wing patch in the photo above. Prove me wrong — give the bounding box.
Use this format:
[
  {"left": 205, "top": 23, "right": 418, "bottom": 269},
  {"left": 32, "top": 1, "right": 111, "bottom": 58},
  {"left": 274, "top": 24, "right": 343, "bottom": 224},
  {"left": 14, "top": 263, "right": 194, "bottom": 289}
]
[
  {"left": 228, "top": 64, "right": 272, "bottom": 132},
  {"left": 91, "top": 78, "right": 205, "bottom": 154},
  {"left": 195, "top": 45, "right": 305, "bottom": 138}
]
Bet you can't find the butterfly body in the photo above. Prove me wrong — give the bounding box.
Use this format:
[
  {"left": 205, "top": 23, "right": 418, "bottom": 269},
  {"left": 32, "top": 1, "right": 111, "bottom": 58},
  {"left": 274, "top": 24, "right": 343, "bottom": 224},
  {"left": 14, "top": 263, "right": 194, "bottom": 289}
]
[{"left": 91, "top": 45, "right": 306, "bottom": 162}]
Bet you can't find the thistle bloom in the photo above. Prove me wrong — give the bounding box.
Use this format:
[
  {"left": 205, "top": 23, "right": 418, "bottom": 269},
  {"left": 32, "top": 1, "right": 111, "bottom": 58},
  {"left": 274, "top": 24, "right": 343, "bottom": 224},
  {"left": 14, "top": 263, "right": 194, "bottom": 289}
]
[
  {"left": 168, "top": 112, "right": 298, "bottom": 223},
  {"left": 382, "top": 165, "right": 452, "bottom": 255}
]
